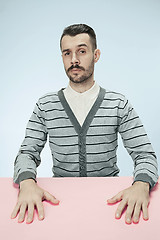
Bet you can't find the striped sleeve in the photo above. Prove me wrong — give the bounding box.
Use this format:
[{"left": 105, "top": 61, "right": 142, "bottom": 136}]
[
  {"left": 13, "top": 99, "right": 48, "bottom": 184},
  {"left": 118, "top": 96, "right": 158, "bottom": 189}
]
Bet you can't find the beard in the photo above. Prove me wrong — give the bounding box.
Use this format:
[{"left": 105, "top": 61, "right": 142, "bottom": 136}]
[{"left": 65, "top": 59, "right": 94, "bottom": 84}]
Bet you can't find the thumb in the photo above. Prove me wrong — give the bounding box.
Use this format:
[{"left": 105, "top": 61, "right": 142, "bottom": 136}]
[
  {"left": 43, "top": 191, "right": 60, "bottom": 205},
  {"left": 107, "top": 191, "right": 123, "bottom": 204}
]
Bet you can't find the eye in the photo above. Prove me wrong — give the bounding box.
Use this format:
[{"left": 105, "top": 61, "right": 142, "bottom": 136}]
[
  {"left": 79, "top": 50, "right": 86, "bottom": 54},
  {"left": 64, "top": 52, "right": 70, "bottom": 56}
]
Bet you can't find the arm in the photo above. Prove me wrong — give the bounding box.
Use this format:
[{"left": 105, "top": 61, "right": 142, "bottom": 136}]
[
  {"left": 13, "top": 99, "right": 48, "bottom": 184},
  {"left": 12, "top": 99, "right": 59, "bottom": 223},
  {"left": 118, "top": 97, "right": 158, "bottom": 188},
  {"left": 108, "top": 97, "right": 158, "bottom": 224}
]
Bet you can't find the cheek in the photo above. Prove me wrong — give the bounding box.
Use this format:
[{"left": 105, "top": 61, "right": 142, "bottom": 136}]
[
  {"left": 82, "top": 56, "right": 94, "bottom": 66},
  {"left": 63, "top": 59, "right": 69, "bottom": 69}
]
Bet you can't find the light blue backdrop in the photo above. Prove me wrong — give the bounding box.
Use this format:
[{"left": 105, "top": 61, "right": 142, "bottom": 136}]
[{"left": 1, "top": 0, "right": 160, "bottom": 177}]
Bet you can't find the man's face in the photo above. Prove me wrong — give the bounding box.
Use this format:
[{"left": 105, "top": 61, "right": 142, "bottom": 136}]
[{"left": 61, "top": 33, "right": 98, "bottom": 84}]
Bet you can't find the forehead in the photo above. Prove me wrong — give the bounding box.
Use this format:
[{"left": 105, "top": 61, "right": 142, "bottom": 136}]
[{"left": 61, "top": 33, "right": 91, "bottom": 50}]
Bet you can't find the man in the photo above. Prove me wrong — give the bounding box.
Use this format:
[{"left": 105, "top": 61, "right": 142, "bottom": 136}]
[{"left": 11, "top": 24, "right": 158, "bottom": 224}]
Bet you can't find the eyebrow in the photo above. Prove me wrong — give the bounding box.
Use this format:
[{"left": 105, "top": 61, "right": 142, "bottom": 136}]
[
  {"left": 62, "top": 43, "right": 88, "bottom": 53},
  {"left": 77, "top": 43, "right": 88, "bottom": 48}
]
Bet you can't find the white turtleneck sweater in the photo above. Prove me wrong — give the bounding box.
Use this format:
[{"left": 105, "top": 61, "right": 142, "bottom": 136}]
[{"left": 63, "top": 82, "right": 100, "bottom": 126}]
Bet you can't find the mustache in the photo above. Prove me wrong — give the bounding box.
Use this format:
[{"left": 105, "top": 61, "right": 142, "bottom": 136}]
[{"left": 67, "top": 65, "right": 85, "bottom": 72}]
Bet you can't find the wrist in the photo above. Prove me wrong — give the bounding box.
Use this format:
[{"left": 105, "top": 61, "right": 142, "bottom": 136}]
[
  {"left": 20, "top": 178, "right": 36, "bottom": 189},
  {"left": 133, "top": 181, "right": 150, "bottom": 191}
]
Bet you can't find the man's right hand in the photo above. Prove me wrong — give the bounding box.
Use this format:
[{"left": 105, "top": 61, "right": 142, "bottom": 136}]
[{"left": 11, "top": 179, "right": 60, "bottom": 224}]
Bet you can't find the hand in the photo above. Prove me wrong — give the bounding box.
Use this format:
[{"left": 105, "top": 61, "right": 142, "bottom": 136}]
[
  {"left": 11, "top": 179, "right": 60, "bottom": 224},
  {"left": 107, "top": 181, "right": 150, "bottom": 224}
]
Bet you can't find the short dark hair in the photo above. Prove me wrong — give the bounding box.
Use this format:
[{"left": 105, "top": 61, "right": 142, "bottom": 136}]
[{"left": 60, "top": 24, "right": 97, "bottom": 51}]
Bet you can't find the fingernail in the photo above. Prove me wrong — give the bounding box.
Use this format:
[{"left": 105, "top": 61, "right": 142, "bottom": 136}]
[
  {"left": 116, "top": 213, "right": 120, "bottom": 218},
  {"left": 39, "top": 215, "right": 44, "bottom": 220},
  {"left": 18, "top": 219, "right": 24, "bottom": 223},
  {"left": 26, "top": 219, "right": 32, "bottom": 224},
  {"left": 133, "top": 218, "right": 139, "bottom": 224},
  {"left": 143, "top": 216, "right": 149, "bottom": 221},
  {"left": 126, "top": 218, "right": 131, "bottom": 224}
]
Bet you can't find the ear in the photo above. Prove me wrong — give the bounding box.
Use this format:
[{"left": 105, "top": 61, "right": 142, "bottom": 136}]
[{"left": 94, "top": 49, "right": 101, "bottom": 63}]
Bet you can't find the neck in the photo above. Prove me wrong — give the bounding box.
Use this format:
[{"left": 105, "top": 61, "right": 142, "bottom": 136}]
[{"left": 69, "top": 79, "right": 95, "bottom": 93}]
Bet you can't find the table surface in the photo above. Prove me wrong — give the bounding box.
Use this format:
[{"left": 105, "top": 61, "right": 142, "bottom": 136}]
[{"left": 0, "top": 177, "right": 159, "bottom": 240}]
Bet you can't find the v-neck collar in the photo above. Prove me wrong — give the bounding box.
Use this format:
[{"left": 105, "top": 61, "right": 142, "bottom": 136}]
[{"left": 58, "top": 87, "right": 106, "bottom": 136}]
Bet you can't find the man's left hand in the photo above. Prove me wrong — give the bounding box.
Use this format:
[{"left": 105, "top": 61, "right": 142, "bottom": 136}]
[{"left": 107, "top": 181, "right": 150, "bottom": 224}]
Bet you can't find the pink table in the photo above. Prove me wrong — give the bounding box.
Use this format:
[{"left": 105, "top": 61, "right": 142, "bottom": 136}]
[{"left": 0, "top": 177, "right": 159, "bottom": 240}]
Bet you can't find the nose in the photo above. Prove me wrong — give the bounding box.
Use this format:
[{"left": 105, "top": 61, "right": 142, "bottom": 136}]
[{"left": 71, "top": 53, "right": 80, "bottom": 65}]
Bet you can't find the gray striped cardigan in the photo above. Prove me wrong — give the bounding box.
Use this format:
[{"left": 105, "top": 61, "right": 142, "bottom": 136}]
[{"left": 13, "top": 87, "right": 158, "bottom": 189}]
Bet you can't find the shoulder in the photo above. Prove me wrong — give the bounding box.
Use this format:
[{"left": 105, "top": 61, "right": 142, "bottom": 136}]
[
  {"left": 100, "top": 88, "right": 131, "bottom": 111},
  {"left": 102, "top": 88, "right": 126, "bottom": 102},
  {"left": 38, "top": 91, "right": 60, "bottom": 104}
]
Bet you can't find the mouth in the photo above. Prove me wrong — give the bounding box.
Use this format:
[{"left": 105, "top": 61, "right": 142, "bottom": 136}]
[
  {"left": 68, "top": 65, "right": 85, "bottom": 73},
  {"left": 71, "top": 68, "right": 81, "bottom": 72}
]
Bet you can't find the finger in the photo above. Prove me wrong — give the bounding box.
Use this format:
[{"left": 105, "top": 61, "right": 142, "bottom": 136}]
[
  {"left": 43, "top": 191, "right": 60, "bottom": 205},
  {"left": 36, "top": 201, "right": 44, "bottom": 220},
  {"left": 11, "top": 203, "right": 20, "bottom": 219},
  {"left": 132, "top": 203, "right": 142, "bottom": 223},
  {"left": 115, "top": 199, "right": 127, "bottom": 219},
  {"left": 107, "top": 191, "right": 123, "bottom": 204},
  {"left": 142, "top": 202, "right": 149, "bottom": 221},
  {"left": 125, "top": 201, "right": 136, "bottom": 224},
  {"left": 18, "top": 203, "right": 27, "bottom": 223},
  {"left": 26, "top": 203, "right": 35, "bottom": 224}
]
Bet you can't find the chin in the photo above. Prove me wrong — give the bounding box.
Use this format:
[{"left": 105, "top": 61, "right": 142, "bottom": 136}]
[{"left": 70, "top": 78, "right": 88, "bottom": 84}]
